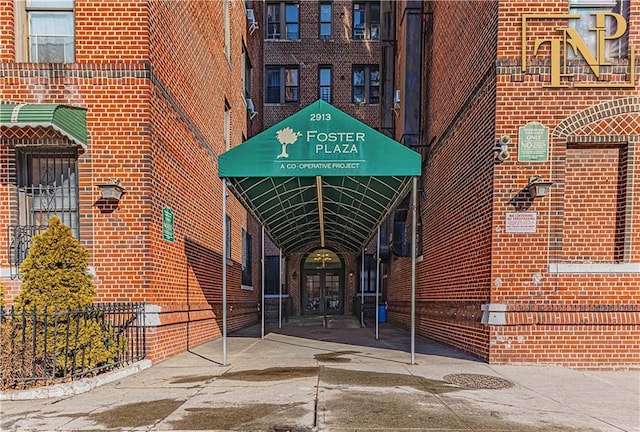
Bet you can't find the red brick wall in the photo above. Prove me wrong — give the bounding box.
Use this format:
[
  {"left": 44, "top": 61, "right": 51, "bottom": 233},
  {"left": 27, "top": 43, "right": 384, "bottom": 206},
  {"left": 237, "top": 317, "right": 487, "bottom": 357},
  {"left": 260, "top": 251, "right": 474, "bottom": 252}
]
[
  {"left": 388, "top": 0, "right": 640, "bottom": 368},
  {"left": 0, "top": 1, "right": 14, "bottom": 59},
  {"left": 563, "top": 145, "right": 627, "bottom": 262},
  {"left": 386, "top": 0, "right": 499, "bottom": 361},
  {"left": 489, "top": 1, "right": 640, "bottom": 368},
  {"left": 263, "top": 0, "right": 381, "bottom": 128},
  {"left": 0, "top": 1, "right": 259, "bottom": 361}
]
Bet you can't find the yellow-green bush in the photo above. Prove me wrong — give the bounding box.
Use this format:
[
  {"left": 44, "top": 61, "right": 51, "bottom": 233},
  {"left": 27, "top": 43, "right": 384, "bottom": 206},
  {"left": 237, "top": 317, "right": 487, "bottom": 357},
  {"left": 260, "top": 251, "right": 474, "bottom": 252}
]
[
  {"left": 9, "top": 217, "right": 126, "bottom": 377},
  {"left": 15, "top": 217, "right": 94, "bottom": 313}
]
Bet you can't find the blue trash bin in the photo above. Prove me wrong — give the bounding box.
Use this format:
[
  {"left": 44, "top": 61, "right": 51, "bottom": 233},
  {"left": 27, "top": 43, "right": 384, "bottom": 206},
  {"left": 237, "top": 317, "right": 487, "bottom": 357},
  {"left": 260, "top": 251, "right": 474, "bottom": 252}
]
[{"left": 378, "top": 305, "right": 387, "bottom": 323}]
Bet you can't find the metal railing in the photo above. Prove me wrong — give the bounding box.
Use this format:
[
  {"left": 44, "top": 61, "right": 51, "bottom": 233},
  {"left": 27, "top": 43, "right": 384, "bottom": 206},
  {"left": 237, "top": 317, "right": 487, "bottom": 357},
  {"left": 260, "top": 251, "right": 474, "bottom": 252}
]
[
  {"left": 0, "top": 303, "right": 146, "bottom": 390},
  {"left": 7, "top": 225, "right": 48, "bottom": 279}
]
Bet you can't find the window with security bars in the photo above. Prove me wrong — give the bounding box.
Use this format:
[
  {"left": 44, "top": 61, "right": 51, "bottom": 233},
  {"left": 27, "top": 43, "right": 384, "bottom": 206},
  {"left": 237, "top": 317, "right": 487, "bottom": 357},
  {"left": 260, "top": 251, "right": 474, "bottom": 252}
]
[
  {"left": 352, "top": 1, "right": 380, "bottom": 41},
  {"left": 319, "top": 66, "right": 332, "bottom": 103},
  {"left": 27, "top": 0, "right": 75, "bottom": 63},
  {"left": 9, "top": 147, "right": 79, "bottom": 277}
]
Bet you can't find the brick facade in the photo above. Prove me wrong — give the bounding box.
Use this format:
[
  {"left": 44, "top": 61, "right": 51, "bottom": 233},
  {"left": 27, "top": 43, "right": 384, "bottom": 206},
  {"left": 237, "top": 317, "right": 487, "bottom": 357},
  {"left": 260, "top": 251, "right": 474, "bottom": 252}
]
[
  {"left": 3, "top": 0, "right": 636, "bottom": 369},
  {"left": 387, "top": 0, "right": 640, "bottom": 368},
  {"left": 0, "top": 0, "right": 263, "bottom": 362},
  {"left": 260, "top": 0, "right": 382, "bottom": 318}
]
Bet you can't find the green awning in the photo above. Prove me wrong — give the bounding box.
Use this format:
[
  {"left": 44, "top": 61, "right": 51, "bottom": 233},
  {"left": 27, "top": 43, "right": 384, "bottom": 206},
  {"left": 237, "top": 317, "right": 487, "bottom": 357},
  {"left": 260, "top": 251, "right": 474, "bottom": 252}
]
[
  {"left": 219, "top": 100, "right": 421, "bottom": 253},
  {"left": 0, "top": 103, "right": 88, "bottom": 150}
]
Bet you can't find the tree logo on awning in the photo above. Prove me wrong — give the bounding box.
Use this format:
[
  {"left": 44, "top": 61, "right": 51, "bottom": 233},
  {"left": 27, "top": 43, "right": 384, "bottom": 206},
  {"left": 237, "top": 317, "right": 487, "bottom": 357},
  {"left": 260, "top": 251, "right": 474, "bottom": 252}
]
[{"left": 276, "top": 127, "right": 302, "bottom": 159}]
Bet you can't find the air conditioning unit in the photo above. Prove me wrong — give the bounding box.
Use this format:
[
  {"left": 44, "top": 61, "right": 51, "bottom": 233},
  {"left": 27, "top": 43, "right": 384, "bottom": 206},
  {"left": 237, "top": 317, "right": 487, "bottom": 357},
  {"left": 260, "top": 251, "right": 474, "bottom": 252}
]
[
  {"left": 246, "top": 98, "right": 258, "bottom": 120},
  {"left": 246, "top": 9, "right": 259, "bottom": 35}
]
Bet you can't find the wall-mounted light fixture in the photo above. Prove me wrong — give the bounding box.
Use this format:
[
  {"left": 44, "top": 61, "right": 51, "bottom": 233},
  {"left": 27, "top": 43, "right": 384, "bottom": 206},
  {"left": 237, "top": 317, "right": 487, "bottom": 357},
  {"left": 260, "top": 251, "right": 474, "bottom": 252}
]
[
  {"left": 97, "top": 179, "right": 125, "bottom": 202},
  {"left": 292, "top": 270, "right": 297, "bottom": 280},
  {"left": 526, "top": 175, "right": 553, "bottom": 198}
]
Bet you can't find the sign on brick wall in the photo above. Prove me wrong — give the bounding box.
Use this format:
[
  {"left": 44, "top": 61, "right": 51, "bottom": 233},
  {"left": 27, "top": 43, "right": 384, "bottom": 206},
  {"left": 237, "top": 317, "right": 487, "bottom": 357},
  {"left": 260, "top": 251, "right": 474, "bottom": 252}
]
[
  {"left": 163, "top": 206, "right": 174, "bottom": 242},
  {"left": 505, "top": 211, "right": 537, "bottom": 234},
  {"left": 518, "top": 122, "right": 549, "bottom": 162}
]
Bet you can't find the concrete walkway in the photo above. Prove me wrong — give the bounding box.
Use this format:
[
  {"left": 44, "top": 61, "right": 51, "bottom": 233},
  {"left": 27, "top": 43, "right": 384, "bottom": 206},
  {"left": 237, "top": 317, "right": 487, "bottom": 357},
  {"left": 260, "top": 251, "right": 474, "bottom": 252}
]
[{"left": 1, "top": 319, "right": 639, "bottom": 431}]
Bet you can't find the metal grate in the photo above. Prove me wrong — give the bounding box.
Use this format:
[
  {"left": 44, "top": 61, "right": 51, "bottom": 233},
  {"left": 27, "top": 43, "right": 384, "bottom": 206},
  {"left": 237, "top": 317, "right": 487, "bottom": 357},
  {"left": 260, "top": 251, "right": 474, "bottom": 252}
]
[{"left": 9, "top": 147, "right": 79, "bottom": 278}]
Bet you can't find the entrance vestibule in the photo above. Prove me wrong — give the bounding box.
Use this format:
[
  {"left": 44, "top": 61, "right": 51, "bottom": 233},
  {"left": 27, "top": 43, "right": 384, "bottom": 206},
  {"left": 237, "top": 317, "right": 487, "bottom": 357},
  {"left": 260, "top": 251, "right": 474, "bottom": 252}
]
[{"left": 302, "top": 248, "right": 344, "bottom": 315}]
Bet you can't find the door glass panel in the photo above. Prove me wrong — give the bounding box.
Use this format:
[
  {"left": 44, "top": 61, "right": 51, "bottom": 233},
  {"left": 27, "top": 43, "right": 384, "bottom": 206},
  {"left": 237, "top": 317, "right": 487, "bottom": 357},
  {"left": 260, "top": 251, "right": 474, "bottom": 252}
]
[
  {"left": 303, "top": 248, "right": 344, "bottom": 315},
  {"left": 325, "top": 272, "right": 341, "bottom": 313},
  {"left": 305, "top": 272, "right": 321, "bottom": 313}
]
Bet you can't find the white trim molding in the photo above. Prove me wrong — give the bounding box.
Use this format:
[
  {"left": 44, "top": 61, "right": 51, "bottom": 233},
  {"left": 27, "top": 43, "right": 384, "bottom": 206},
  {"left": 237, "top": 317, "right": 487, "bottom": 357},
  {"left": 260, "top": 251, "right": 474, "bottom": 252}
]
[{"left": 548, "top": 263, "right": 640, "bottom": 274}]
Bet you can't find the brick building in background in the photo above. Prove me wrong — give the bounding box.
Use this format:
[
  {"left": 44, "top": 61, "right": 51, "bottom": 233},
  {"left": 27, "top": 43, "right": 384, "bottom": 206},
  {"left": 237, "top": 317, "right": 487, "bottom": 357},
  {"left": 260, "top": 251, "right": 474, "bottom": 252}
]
[
  {"left": 1, "top": 0, "right": 637, "bottom": 370},
  {"left": 387, "top": 0, "right": 639, "bottom": 368},
  {"left": 0, "top": 0, "right": 264, "bottom": 362},
  {"left": 259, "top": 0, "right": 383, "bottom": 321}
]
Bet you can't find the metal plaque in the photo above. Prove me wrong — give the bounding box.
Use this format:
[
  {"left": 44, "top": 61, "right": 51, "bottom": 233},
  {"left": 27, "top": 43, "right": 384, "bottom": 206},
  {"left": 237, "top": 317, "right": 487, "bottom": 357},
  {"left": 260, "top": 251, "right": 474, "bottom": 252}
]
[{"left": 518, "top": 122, "right": 549, "bottom": 162}]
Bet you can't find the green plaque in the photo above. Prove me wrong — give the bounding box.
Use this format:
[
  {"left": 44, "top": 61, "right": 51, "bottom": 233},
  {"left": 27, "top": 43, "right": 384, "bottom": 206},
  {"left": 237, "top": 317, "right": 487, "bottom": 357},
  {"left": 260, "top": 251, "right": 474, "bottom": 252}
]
[
  {"left": 518, "top": 122, "right": 549, "bottom": 162},
  {"left": 162, "top": 206, "right": 174, "bottom": 242}
]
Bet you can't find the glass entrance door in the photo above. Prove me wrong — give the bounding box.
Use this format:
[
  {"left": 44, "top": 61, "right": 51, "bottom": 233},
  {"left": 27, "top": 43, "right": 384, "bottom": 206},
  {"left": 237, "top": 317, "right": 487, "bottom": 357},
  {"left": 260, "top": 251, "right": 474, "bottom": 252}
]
[
  {"left": 303, "top": 270, "right": 343, "bottom": 315},
  {"left": 302, "top": 249, "right": 343, "bottom": 315}
]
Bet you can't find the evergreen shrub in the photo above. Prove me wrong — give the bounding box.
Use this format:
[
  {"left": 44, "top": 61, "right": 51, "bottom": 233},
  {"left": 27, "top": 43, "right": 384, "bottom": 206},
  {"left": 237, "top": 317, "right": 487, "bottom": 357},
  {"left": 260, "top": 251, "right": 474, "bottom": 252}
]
[{"left": 3, "top": 217, "right": 126, "bottom": 386}]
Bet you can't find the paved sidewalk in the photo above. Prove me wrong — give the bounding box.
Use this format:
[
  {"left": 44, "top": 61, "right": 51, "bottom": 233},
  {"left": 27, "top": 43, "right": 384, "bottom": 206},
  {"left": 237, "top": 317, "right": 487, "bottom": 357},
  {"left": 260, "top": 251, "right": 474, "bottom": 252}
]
[{"left": 1, "top": 320, "right": 639, "bottom": 431}]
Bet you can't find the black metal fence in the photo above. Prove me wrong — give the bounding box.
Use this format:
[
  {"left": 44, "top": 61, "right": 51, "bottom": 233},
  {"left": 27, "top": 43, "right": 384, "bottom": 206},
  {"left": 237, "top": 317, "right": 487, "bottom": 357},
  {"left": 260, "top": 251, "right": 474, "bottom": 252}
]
[{"left": 0, "top": 302, "right": 146, "bottom": 390}]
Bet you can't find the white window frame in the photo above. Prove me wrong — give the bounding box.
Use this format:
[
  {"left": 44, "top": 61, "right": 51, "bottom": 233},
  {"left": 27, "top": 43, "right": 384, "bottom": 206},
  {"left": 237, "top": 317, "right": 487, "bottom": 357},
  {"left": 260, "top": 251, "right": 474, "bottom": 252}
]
[{"left": 21, "top": 0, "right": 75, "bottom": 63}]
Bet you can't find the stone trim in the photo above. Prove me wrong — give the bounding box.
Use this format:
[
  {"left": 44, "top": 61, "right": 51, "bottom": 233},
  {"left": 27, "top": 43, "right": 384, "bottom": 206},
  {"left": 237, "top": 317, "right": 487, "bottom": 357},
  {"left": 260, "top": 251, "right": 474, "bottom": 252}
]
[
  {"left": 481, "top": 303, "right": 506, "bottom": 326},
  {"left": 548, "top": 263, "right": 640, "bottom": 274}
]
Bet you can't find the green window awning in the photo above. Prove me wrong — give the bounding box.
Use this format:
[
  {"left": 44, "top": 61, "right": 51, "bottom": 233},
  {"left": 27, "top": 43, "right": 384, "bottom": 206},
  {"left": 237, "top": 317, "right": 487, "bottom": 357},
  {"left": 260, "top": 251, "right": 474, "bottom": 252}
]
[
  {"left": 219, "top": 100, "right": 421, "bottom": 253},
  {"left": 0, "top": 103, "right": 88, "bottom": 150}
]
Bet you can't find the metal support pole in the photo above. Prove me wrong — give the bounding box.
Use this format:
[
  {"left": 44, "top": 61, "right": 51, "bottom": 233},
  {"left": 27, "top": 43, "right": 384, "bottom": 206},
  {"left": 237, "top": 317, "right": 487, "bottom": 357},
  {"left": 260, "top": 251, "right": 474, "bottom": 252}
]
[
  {"left": 278, "top": 249, "right": 282, "bottom": 329},
  {"left": 411, "top": 177, "right": 417, "bottom": 364},
  {"left": 360, "top": 249, "right": 365, "bottom": 327},
  {"left": 222, "top": 178, "right": 228, "bottom": 366},
  {"left": 261, "top": 225, "right": 265, "bottom": 339},
  {"left": 375, "top": 226, "right": 380, "bottom": 340}
]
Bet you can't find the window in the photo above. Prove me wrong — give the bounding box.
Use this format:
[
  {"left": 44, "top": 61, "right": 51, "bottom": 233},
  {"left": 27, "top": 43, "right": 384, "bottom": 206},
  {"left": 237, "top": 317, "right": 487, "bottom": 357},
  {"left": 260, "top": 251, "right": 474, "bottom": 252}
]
[
  {"left": 26, "top": 0, "right": 75, "bottom": 63},
  {"left": 265, "top": 256, "right": 284, "bottom": 295},
  {"left": 224, "top": 0, "right": 231, "bottom": 61},
  {"left": 10, "top": 147, "right": 79, "bottom": 274},
  {"left": 569, "top": 0, "right": 630, "bottom": 59},
  {"left": 319, "top": 66, "right": 332, "bottom": 103},
  {"left": 360, "top": 254, "right": 378, "bottom": 293},
  {"left": 242, "top": 43, "right": 252, "bottom": 99},
  {"left": 224, "top": 100, "right": 231, "bottom": 150},
  {"left": 266, "top": 2, "right": 299, "bottom": 40},
  {"left": 225, "top": 215, "right": 231, "bottom": 260},
  {"left": 266, "top": 66, "right": 299, "bottom": 104},
  {"left": 352, "top": 1, "right": 380, "bottom": 40},
  {"left": 352, "top": 65, "right": 379, "bottom": 104},
  {"left": 319, "top": 2, "right": 332, "bottom": 39},
  {"left": 241, "top": 229, "right": 252, "bottom": 286}
]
